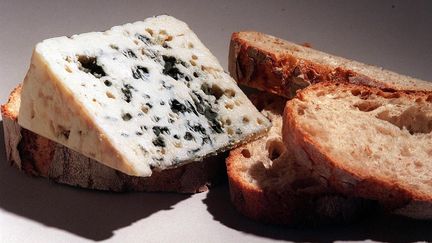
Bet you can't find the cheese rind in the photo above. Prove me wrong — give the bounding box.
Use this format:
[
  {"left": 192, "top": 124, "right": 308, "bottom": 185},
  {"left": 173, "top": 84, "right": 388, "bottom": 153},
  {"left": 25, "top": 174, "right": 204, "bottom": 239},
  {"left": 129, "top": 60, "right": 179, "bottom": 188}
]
[{"left": 18, "top": 15, "right": 270, "bottom": 176}]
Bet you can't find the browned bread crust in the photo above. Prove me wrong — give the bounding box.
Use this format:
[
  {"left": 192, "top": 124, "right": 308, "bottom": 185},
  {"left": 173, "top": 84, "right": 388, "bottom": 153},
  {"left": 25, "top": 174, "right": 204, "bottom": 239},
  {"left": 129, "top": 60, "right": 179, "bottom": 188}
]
[
  {"left": 283, "top": 82, "right": 432, "bottom": 219},
  {"left": 229, "top": 31, "right": 432, "bottom": 98},
  {"left": 226, "top": 92, "right": 374, "bottom": 225},
  {"left": 1, "top": 85, "right": 224, "bottom": 193}
]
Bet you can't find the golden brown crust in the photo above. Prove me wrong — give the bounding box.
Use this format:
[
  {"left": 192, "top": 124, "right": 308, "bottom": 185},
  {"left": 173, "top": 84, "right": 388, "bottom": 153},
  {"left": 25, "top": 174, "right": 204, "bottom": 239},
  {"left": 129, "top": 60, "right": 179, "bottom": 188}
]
[
  {"left": 227, "top": 146, "right": 375, "bottom": 225},
  {"left": 229, "top": 32, "right": 431, "bottom": 98},
  {"left": 228, "top": 32, "right": 341, "bottom": 98},
  {"left": 1, "top": 85, "right": 224, "bottom": 193},
  {"left": 283, "top": 82, "right": 432, "bottom": 217},
  {"left": 1, "top": 84, "right": 22, "bottom": 122}
]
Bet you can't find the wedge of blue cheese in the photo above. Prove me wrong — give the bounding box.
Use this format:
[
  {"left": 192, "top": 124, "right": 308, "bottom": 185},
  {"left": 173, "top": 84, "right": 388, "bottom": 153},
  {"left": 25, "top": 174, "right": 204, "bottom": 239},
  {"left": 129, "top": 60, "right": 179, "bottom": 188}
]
[{"left": 18, "top": 15, "right": 270, "bottom": 177}]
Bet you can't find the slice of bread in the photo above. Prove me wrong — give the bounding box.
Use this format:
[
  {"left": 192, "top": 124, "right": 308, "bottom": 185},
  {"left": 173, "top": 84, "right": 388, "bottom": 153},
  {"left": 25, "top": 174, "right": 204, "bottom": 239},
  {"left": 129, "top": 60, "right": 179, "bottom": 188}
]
[
  {"left": 229, "top": 31, "right": 432, "bottom": 98},
  {"left": 227, "top": 92, "right": 374, "bottom": 224},
  {"left": 283, "top": 82, "right": 432, "bottom": 219},
  {"left": 1, "top": 85, "right": 225, "bottom": 193}
]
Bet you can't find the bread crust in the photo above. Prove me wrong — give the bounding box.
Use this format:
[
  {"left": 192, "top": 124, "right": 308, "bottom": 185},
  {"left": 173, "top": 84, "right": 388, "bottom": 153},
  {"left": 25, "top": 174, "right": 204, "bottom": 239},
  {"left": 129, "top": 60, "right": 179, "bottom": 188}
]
[
  {"left": 283, "top": 82, "right": 432, "bottom": 218},
  {"left": 229, "top": 32, "right": 432, "bottom": 98},
  {"left": 1, "top": 85, "right": 224, "bottom": 193},
  {"left": 226, "top": 92, "right": 375, "bottom": 225},
  {"left": 227, "top": 149, "right": 374, "bottom": 225}
]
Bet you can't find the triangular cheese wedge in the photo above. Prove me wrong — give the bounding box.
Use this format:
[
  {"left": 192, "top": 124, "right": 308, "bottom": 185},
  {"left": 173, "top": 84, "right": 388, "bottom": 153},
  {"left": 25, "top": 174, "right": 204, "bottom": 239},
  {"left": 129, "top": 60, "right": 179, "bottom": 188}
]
[{"left": 18, "top": 15, "right": 270, "bottom": 176}]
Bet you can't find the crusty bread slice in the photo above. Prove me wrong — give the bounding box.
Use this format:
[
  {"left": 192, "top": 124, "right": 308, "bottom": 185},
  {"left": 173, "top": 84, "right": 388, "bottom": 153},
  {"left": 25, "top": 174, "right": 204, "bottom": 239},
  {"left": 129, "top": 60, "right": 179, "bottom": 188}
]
[
  {"left": 227, "top": 92, "right": 374, "bottom": 224},
  {"left": 283, "top": 82, "right": 432, "bottom": 219},
  {"left": 229, "top": 31, "right": 432, "bottom": 98},
  {"left": 1, "top": 85, "right": 225, "bottom": 193}
]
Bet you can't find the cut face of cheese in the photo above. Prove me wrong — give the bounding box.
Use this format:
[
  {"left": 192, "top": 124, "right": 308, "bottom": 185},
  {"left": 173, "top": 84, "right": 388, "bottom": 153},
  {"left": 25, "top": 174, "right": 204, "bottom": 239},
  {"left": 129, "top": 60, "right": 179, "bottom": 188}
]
[{"left": 18, "top": 15, "right": 270, "bottom": 177}]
